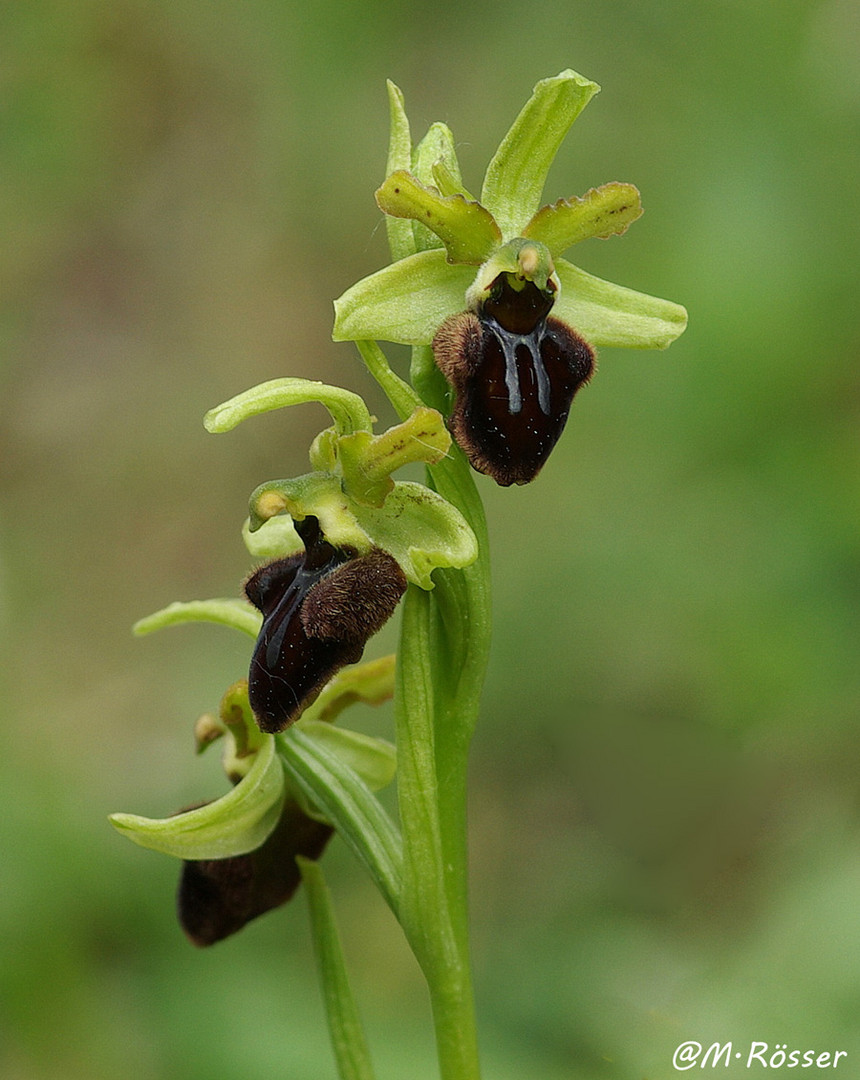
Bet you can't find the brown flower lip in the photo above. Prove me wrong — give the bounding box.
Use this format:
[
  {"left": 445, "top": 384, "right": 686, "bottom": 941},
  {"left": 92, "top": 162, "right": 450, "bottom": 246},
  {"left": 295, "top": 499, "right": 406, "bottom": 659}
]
[
  {"left": 433, "top": 275, "right": 595, "bottom": 486},
  {"left": 177, "top": 798, "right": 333, "bottom": 947},
  {"left": 245, "top": 516, "right": 407, "bottom": 733}
]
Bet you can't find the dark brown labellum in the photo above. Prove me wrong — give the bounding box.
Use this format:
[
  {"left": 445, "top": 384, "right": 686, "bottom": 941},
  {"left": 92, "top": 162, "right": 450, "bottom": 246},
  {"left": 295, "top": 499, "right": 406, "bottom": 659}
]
[
  {"left": 177, "top": 799, "right": 333, "bottom": 946},
  {"left": 244, "top": 516, "right": 407, "bottom": 733},
  {"left": 433, "top": 275, "right": 595, "bottom": 485}
]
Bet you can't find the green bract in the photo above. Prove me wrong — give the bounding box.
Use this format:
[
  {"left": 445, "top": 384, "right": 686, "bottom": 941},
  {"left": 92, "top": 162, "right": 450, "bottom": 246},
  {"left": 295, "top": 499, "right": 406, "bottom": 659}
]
[
  {"left": 333, "top": 69, "right": 687, "bottom": 351},
  {"left": 207, "top": 377, "right": 478, "bottom": 589}
]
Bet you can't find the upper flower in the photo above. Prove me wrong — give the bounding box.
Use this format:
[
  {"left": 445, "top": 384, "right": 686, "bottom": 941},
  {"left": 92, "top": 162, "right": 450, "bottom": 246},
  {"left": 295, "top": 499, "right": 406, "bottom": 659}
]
[
  {"left": 333, "top": 69, "right": 687, "bottom": 352},
  {"left": 332, "top": 71, "right": 687, "bottom": 484}
]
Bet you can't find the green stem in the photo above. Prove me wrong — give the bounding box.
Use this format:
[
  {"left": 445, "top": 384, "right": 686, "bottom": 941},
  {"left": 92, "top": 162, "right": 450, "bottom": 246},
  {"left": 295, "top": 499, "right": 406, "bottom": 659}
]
[
  {"left": 396, "top": 430, "right": 492, "bottom": 1080},
  {"left": 395, "top": 587, "right": 482, "bottom": 1080},
  {"left": 358, "top": 337, "right": 492, "bottom": 1078}
]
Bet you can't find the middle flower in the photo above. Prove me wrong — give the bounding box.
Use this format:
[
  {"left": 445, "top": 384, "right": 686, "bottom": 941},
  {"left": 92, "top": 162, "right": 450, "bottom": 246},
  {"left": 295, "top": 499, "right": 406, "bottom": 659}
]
[{"left": 244, "top": 515, "right": 406, "bottom": 733}]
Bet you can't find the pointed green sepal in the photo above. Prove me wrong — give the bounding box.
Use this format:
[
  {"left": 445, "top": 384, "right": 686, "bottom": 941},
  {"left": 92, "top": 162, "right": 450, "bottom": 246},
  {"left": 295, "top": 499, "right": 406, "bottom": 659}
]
[
  {"left": 133, "top": 598, "right": 262, "bottom": 639},
  {"left": 481, "top": 69, "right": 601, "bottom": 239},
  {"left": 412, "top": 123, "right": 465, "bottom": 191},
  {"left": 300, "top": 721, "right": 396, "bottom": 792},
  {"left": 376, "top": 171, "right": 501, "bottom": 266},
  {"left": 554, "top": 258, "right": 688, "bottom": 349},
  {"left": 333, "top": 249, "right": 474, "bottom": 345},
  {"left": 109, "top": 735, "right": 286, "bottom": 860},
  {"left": 347, "top": 481, "right": 478, "bottom": 589},
  {"left": 523, "top": 183, "right": 644, "bottom": 254},
  {"left": 385, "top": 80, "right": 416, "bottom": 262},
  {"left": 204, "top": 378, "right": 373, "bottom": 437}
]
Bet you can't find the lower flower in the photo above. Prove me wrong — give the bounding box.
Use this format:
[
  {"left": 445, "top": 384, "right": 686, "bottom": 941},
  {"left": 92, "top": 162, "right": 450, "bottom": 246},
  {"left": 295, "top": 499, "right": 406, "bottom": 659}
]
[{"left": 178, "top": 797, "right": 333, "bottom": 947}]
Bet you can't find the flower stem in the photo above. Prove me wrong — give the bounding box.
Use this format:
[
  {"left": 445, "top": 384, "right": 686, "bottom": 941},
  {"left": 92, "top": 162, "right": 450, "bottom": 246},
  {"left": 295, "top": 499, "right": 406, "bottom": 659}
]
[{"left": 395, "top": 449, "right": 491, "bottom": 1080}]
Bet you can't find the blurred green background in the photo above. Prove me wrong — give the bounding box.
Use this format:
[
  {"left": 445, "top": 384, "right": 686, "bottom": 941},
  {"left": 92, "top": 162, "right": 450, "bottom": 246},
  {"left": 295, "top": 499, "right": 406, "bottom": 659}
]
[{"left": 2, "top": 1, "right": 859, "bottom": 1077}]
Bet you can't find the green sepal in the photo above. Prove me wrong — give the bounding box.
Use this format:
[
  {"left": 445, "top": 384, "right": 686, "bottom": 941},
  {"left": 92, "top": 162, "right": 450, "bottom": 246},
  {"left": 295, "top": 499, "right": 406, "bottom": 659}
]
[
  {"left": 291, "top": 721, "right": 397, "bottom": 824},
  {"left": 109, "top": 735, "right": 286, "bottom": 860},
  {"left": 133, "top": 598, "right": 262, "bottom": 639},
  {"left": 523, "top": 183, "right": 644, "bottom": 254},
  {"left": 412, "top": 123, "right": 464, "bottom": 191},
  {"left": 376, "top": 171, "right": 501, "bottom": 266},
  {"left": 204, "top": 378, "right": 373, "bottom": 437},
  {"left": 349, "top": 481, "right": 477, "bottom": 590},
  {"left": 481, "top": 69, "right": 600, "bottom": 239},
  {"left": 385, "top": 80, "right": 416, "bottom": 262},
  {"left": 409, "top": 122, "right": 471, "bottom": 253},
  {"left": 553, "top": 258, "right": 688, "bottom": 349},
  {"left": 249, "top": 473, "right": 477, "bottom": 589},
  {"left": 333, "top": 249, "right": 474, "bottom": 346}
]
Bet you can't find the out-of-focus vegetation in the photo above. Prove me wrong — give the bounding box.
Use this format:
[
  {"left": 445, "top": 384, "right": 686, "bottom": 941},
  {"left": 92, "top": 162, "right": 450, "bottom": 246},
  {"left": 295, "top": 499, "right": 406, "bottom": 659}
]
[{"left": 2, "top": 2, "right": 859, "bottom": 1077}]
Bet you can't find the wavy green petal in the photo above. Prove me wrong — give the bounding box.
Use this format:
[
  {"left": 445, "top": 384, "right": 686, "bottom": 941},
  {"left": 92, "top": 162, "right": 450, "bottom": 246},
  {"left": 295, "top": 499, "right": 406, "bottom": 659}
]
[
  {"left": 204, "top": 378, "right": 373, "bottom": 437},
  {"left": 410, "top": 123, "right": 470, "bottom": 254},
  {"left": 554, "top": 259, "right": 688, "bottom": 349},
  {"left": 376, "top": 171, "right": 501, "bottom": 266},
  {"left": 523, "top": 183, "right": 643, "bottom": 255},
  {"left": 109, "top": 736, "right": 286, "bottom": 859},
  {"left": 481, "top": 69, "right": 600, "bottom": 239},
  {"left": 133, "top": 598, "right": 261, "bottom": 639},
  {"left": 333, "top": 250, "right": 473, "bottom": 345}
]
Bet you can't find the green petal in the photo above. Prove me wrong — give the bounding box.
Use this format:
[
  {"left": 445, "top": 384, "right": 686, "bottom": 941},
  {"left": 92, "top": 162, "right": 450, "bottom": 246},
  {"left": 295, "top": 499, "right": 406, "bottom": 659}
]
[
  {"left": 410, "top": 122, "right": 472, "bottom": 253},
  {"left": 554, "top": 258, "right": 688, "bottom": 349},
  {"left": 109, "top": 736, "right": 286, "bottom": 860},
  {"left": 338, "top": 407, "right": 451, "bottom": 507},
  {"left": 523, "top": 183, "right": 643, "bottom": 255},
  {"left": 333, "top": 250, "right": 474, "bottom": 345},
  {"left": 204, "top": 378, "right": 373, "bottom": 436},
  {"left": 481, "top": 69, "right": 600, "bottom": 239},
  {"left": 385, "top": 80, "right": 416, "bottom": 262},
  {"left": 133, "top": 598, "right": 261, "bottom": 639},
  {"left": 376, "top": 171, "right": 501, "bottom": 265},
  {"left": 351, "top": 481, "right": 478, "bottom": 590}
]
